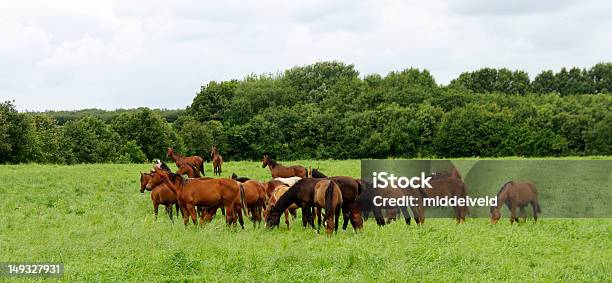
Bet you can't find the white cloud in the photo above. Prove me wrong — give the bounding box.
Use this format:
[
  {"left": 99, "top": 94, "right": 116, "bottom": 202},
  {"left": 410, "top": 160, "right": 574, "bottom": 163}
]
[{"left": 0, "top": 0, "right": 610, "bottom": 111}]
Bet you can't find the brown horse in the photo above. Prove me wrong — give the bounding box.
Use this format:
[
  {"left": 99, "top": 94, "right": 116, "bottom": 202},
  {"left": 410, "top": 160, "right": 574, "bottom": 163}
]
[
  {"left": 306, "top": 169, "right": 364, "bottom": 231},
  {"left": 422, "top": 171, "right": 469, "bottom": 224},
  {"left": 313, "top": 180, "right": 343, "bottom": 235},
  {"left": 211, "top": 146, "right": 223, "bottom": 176},
  {"left": 146, "top": 168, "right": 244, "bottom": 227},
  {"left": 491, "top": 181, "right": 541, "bottom": 224},
  {"left": 167, "top": 148, "right": 205, "bottom": 176},
  {"left": 176, "top": 162, "right": 201, "bottom": 178},
  {"left": 262, "top": 184, "right": 298, "bottom": 228},
  {"left": 261, "top": 154, "right": 307, "bottom": 178},
  {"left": 231, "top": 173, "right": 250, "bottom": 182},
  {"left": 140, "top": 172, "right": 179, "bottom": 221},
  {"left": 237, "top": 180, "right": 266, "bottom": 227}
]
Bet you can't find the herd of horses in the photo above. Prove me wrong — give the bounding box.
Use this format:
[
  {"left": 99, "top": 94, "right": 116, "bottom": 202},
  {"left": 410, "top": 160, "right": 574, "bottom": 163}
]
[{"left": 140, "top": 149, "right": 542, "bottom": 235}]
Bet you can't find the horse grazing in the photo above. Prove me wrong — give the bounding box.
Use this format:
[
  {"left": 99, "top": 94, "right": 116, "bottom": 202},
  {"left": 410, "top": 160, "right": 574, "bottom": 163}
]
[
  {"left": 231, "top": 173, "right": 250, "bottom": 183},
  {"left": 491, "top": 181, "right": 541, "bottom": 224},
  {"left": 146, "top": 168, "right": 244, "bottom": 228},
  {"left": 422, "top": 171, "right": 469, "bottom": 224},
  {"left": 263, "top": 184, "right": 298, "bottom": 228},
  {"left": 306, "top": 168, "right": 363, "bottom": 231},
  {"left": 262, "top": 154, "right": 307, "bottom": 178},
  {"left": 210, "top": 146, "right": 223, "bottom": 176},
  {"left": 266, "top": 178, "right": 324, "bottom": 229},
  {"left": 238, "top": 180, "right": 266, "bottom": 227},
  {"left": 167, "top": 148, "right": 205, "bottom": 176},
  {"left": 140, "top": 172, "right": 179, "bottom": 221},
  {"left": 313, "top": 180, "right": 343, "bottom": 235}
]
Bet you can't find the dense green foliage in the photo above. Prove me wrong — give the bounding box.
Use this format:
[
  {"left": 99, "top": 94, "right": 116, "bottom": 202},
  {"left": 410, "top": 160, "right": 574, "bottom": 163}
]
[
  {"left": 1, "top": 161, "right": 610, "bottom": 281},
  {"left": 1, "top": 61, "right": 610, "bottom": 163}
]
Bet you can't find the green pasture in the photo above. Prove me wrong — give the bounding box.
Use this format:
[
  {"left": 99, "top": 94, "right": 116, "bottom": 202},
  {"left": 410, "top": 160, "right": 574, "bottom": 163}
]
[{"left": 0, "top": 159, "right": 610, "bottom": 282}]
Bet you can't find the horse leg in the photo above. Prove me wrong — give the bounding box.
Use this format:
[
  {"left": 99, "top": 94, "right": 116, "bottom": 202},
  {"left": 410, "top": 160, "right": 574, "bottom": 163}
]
[
  {"left": 165, "top": 205, "right": 173, "bottom": 222},
  {"left": 316, "top": 207, "right": 322, "bottom": 232},
  {"left": 531, "top": 201, "right": 538, "bottom": 222},
  {"left": 341, "top": 204, "right": 350, "bottom": 231},
  {"left": 225, "top": 205, "right": 235, "bottom": 226},
  {"left": 373, "top": 206, "right": 385, "bottom": 227},
  {"left": 284, "top": 210, "right": 290, "bottom": 228},
  {"left": 153, "top": 203, "right": 159, "bottom": 221},
  {"left": 181, "top": 205, "right": 190, "bottom": 226},
  {"left": 237, "top": 206, "right": 245, "bottom": 229},
  {"left": 334, "top": 206, "right": 341, "bottom": 233},
  {"left": 220, "top": 205, "right": 226, "bottom": 216},
  {"left": 186, "top": 204, "right": 197, "bottom": 225},
  {"left": 408, "top": 205, "right": 420, "bottom": 226},
  {"left": 454, "top": 206, "right": 461, "bottom": 224},
  {"left": 509, "top": 204, "right": 517, "bottom": 225},
  {"left": 289, "top": 208, "right": 297, "bottom": 219},
  {"left": 400, "top": 206, "right": 411, "bottom": 226},
  {"left": 520, "top": 206, "right": 527, "bottom": 223}
]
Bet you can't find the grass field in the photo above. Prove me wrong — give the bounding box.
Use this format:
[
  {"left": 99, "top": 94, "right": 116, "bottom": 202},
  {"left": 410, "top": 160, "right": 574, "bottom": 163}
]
[{"left": 1, "top": 159, "right": 611, "bottom": 282}]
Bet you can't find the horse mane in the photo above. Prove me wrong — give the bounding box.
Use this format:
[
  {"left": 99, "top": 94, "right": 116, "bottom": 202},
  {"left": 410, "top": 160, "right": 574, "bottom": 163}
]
[
  {"left": 160, "top": 162, "right": 172, "bottom": 172},
  {"left": 497, "top": 181, "right": 513, "bottom": 195}
]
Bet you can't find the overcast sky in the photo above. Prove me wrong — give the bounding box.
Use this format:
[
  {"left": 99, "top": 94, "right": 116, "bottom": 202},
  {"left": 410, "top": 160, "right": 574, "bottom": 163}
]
[{"left": 1, "top": 0, "right": 610, "bottom": 111}]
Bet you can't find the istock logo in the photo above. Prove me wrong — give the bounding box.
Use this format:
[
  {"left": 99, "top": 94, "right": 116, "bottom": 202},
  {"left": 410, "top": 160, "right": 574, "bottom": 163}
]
[{"left": 372, "top": 171, "right": 432, "bottom": 189}]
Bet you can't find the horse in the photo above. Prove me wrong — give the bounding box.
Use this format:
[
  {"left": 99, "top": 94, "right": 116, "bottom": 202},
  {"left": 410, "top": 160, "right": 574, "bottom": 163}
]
[
  {"left": 266, "top": 178, "right": 323, "bottom": 229},
  {"left": 167, "top": 148, "right": 205, "bottom": 176},
  {"left": 176, "top": 162, "right": 201, "bottom": 178},
  {"left": 261, "top": 154, "right": 307, "bottom": 178},
  {"left": 140, "top": 172, "right": 179, "bottom": 221},
  {"left": 313, "top": 180, "right": 343, "bottom": 235},
  {"left": 238, "top": 180, "right": 267, "bottom": 227},
  {"left": 262, "top": 184, "right": 298, "bottom": 228},
  {"left": 491, "top": 181, "right": 541, "bottom": 224},
  {"left": 358, "top": 178, "right": 425, "bottom": 227},
  {"left": 145, "top": 168, "right": 244, "bottom": 228},
  {"left": 274, "top": 176, "right": 302, "bottom": 187},
  {"left": 304, "top": 168, "right": 363, "bottom": 231},
  {"left": 211, "top": 146, "right": 223, "bottom": 176},
  {"left": 421, "top": 171, "right": 469, "bottom": 224},
  {"left": 231, "top": 173, "right": 250, "bottom": 183}
]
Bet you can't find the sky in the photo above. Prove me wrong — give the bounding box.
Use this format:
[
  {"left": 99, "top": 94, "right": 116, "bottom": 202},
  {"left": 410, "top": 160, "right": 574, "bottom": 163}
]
[{"left": 1, "top": 0, "right": 611, "bottom": 111}]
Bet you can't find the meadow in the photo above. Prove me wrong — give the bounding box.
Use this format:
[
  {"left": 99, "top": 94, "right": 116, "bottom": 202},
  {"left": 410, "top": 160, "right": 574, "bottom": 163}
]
[{"left": 0, "top": 159, "right": 610, "bottom": 282}]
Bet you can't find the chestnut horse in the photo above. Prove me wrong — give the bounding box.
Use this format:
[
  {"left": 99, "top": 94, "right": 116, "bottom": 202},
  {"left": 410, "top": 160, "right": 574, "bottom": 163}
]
[
  {"left": 237, "top": 180, "right": 266, "bottom": 227},
  {"left": 167, "top": 148, "right": 205, "bottom": 176},
  {"left": 211, "top": 146, "right": 223, "bottom": 176},
  {"left": 261, "top": 154, "right": 307, "bottom": 178},
  {"left": 313, "top": 180, "right": 343, "bottom": 235},
  {"left": 266, "top": 178, "right": 323, "bottom": 229},
  {"left": 262, "top": 184, "right": 298, "bottom": 228},
  {"left": 176, "top": 162, "right": 201, "bottom": 178},
  {"left": 140, "top": 172, "right": 179, "bottom": 221},
  {"left": 491, "top": 181, "right": 541, "bottom": 224},
  {"left": 146, "top": 168, "right": 244, "bottom": 227}
]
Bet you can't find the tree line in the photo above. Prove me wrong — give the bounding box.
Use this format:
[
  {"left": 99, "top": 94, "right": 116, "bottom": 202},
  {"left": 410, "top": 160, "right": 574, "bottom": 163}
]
[{"left": 1, "top": 61, "right": 610, "bottom": 164}]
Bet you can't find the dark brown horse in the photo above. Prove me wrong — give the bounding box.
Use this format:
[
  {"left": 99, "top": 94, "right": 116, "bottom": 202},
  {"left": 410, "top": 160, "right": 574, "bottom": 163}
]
[
  {"left": 140, "top": 172, "right": 179, "bottom": 221},
  {"left": 313, "top": 180, "right": 343, "bottom": 235},
  {"left": 167, "top": 148, "right": 205, "bottom": 176},
  {"left": 266, "top": 178, "right": 321, "bottom": 229},
  {"left": 306, "top": 168, "right": 364, "bottom": 231},
  {"left": 146, "top": 168, "right": 244, "bottom": 227},
  {"left": 211, "top": 146, "right": 223, "bottom": 176},
  {"left": 261, "top": 154, "right": 307, "bottom": 178},
  {"left": 491, "top": 181, "right": 541, "bottom": 224}
]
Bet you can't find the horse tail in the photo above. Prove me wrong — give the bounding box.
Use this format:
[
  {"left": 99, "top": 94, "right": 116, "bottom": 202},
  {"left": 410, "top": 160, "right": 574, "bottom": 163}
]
[
  {"left": 325, "top": 181, "right": 335, "bottom": 218},
  {"left": 239, "top": 183, "right": 249, "bottom": 221}
]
